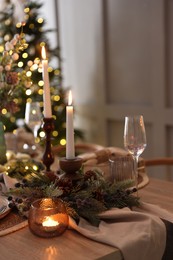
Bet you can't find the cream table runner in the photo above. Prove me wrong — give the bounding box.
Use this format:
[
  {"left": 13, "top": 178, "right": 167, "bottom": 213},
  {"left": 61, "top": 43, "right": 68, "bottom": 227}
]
[
  {"left": 69, "top": 205, "right": 167, "bottom": 260},
  {"left": 0, "top": 154, "right": 171, "bottom": 260}
]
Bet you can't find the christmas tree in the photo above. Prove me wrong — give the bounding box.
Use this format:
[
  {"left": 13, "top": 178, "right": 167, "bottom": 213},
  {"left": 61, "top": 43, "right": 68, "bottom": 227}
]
[{"left": 0, "top": 0, "right": 83, "bottom": 146}]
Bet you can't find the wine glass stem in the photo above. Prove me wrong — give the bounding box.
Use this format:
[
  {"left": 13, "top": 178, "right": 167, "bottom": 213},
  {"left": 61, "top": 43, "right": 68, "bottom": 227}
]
[{"left": 133, "top": 155, "right": 139, "bottom": 195}]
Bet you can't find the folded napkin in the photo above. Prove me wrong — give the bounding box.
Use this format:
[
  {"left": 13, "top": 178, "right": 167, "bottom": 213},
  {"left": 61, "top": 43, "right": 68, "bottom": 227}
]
[
  {"left": 69, "top": 206, "right": 167, "bottom": 260},
  {"left": 136, "top": 202, "right": 173, "bottom": 260},
  {"left": 136, "top": 202, "right": 173, "bottom": 224}
]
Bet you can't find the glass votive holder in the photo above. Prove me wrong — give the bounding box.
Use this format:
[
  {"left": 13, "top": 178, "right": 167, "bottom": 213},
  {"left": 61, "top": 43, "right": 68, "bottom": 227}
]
[
  {"left": 28, "top": 198, "right": 69, "bottom": 238},
  {"left": 109, "top": 155, "right": 135, "bottom": 183}
]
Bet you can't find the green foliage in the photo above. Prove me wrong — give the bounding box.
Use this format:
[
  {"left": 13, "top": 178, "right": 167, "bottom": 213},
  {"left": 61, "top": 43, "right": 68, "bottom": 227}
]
[
  {"left": 0, "top": 0, "right": 84, "bottom": 144},
  {"left": 5, "top": 158, "right": 45, "bottom": 179},
  {"left": 5, "top": 158, "right": 140, "bottom": 226}
]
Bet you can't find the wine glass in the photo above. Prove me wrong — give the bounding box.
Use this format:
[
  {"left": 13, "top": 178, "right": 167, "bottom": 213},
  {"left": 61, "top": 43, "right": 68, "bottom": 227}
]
[
  {"left": 24, "top": 101, "right": 42, "bottom": 151},
  {"left": 124, "top": 115, "right": 147, "bottom": 192}
]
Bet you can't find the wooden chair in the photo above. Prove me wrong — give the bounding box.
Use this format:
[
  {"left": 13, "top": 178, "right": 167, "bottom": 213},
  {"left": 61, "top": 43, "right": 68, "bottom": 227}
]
[
  {"left": 144, "top": 157, "right": 173, "bottom": 167},
  {"left": 142, "top": 157, "right": 173, "bottom": 181},
  {"left": 52, "top": 143, "right": 104, "bottom": 157}
]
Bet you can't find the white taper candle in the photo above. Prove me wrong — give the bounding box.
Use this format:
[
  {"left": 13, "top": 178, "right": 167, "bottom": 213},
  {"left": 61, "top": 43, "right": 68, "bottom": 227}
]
[
  {"left": 66, "top": 90, "right": 75, "bottom": 159},
  {"left": 41, "top": 46, "right": 52, "bottom": 118}
]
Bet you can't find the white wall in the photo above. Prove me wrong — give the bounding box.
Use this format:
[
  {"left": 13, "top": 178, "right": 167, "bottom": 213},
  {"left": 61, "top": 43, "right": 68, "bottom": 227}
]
[
  {"left": 40, "top": 0, "right": 58, "bottom": 50},
  {"left": 57, "top": 0, "right": 173, "bottom": 180},
  {"left": 58, "top": 0, "right": 107, "bottom": 142}
]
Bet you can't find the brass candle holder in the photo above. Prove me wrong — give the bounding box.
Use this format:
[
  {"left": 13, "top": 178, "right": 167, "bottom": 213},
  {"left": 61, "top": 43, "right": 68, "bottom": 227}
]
[{"left": 42, "top": 117, "right": 54, "bottom": 173}]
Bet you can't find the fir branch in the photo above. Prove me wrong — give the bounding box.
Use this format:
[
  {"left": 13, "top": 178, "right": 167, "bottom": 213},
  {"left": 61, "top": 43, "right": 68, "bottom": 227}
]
[
  {"left": 5, "top": 158, "right": 140, "bottom": 226},
  {"left": 63, "top": 201, "right": 78, "bottom": 219},
  {"left": 7, "top": 186, "right": 44, "bottom": 199},
  {"left": 5, "top": 159, "right": 45, "bottom": 180},
  {"left": 43, "top": 182, "right": 63, "bottom": 198},
  {"left": 112, "top": 179, "right": 135, "bottom": 190}
]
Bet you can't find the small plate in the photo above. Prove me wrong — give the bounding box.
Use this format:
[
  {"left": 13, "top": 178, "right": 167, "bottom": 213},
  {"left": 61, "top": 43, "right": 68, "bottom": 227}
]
[{"left": 0, "top": 196, "right": 10, "bottom": 219}]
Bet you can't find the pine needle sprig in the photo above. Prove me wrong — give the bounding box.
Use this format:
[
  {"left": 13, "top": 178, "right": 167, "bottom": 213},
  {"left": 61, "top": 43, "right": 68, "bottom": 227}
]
[
  {"left": 5, "top": 158, "right": 141, "bottom": 226},
  {"left": 43, "top": 182, "right": 63, "bottom": 198},
  {"left": 76, "top": 199, "right": 106, "bottom": 227},
  {"left": 63, "top": 201, "right": 78, "bottom": 219},
  {"left": 24, "top": 171, "right": 51, "bottom": 186},
  {"left": 5, "top": 158, "right": 45, "bottom": 180},
  {"left": 7, "top": 186, "right": 45, "bottom": 199}
]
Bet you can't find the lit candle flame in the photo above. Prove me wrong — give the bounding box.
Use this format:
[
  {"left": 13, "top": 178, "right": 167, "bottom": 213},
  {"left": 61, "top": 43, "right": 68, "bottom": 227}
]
[
  {"left": 41, "top": 46, "right": 47, "bottom": 60},
  {"left": 68, "top": 90, "right": 72, "bottom": 106},
  {"left": 42, "top": 216, "right": 59, "bottom": 227}
]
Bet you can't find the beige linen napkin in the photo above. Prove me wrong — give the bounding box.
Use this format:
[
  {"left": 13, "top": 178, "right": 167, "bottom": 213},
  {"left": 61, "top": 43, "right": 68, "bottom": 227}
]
[
  {"left": 69, "top": 207, "right": 166, "bottom": 260},
  {"left": 136, "top": 202, "right": 173, "bottom": 224},
  {"left": 0, "top": 173, "right": 17, "bottom": 194}
]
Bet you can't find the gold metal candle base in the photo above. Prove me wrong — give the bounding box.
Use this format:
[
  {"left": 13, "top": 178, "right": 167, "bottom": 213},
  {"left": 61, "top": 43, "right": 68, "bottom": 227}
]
[{"left": 59, "top": 157, "right": 83, "bottom": 175}]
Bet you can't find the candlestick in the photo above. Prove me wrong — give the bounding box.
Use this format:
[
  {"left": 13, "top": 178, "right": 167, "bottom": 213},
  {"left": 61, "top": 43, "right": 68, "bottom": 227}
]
[
  {"left": 59, "top": 157, "right": 83, "bottom": 176},
  {"left": 66, "top": 90, "right": 75, "bottom": 159},
  {"left": 0, "top": 122, "right": 7, "bottom": 165},
  {"left": 41, "top": 46, "right": 52, "bottom": 118},
  {"left": 42, "top": 117, "right": 54, "bottom": 173}
]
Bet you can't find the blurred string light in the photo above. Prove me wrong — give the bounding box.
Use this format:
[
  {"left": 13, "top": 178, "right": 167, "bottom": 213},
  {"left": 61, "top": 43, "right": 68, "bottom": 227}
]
[
  {"left": 52, "top": 131, "right": 58, "bottom": 137},
  {"left": 37, "top": 18, "right": 43, "bottom": 24},
  {"left": 24, "top": 7, "right": 30, "bottom": 13},
  {"left": 10, "top": 117, "right": 15, "bottom": 123},
  {"left": 18, "top": 61, "right": 24, "bottom": 68},
  {"left": 16, "top": 23, "right": 22, "bottom": 28},
  {"left": 60, "top": 139, "right": 66, "bottom": 146},
  {"left": 26, "top": 98, "right": 32, "bottom": 103},
  {"left": 0, "top": 46, "right": 4, "bottom": 52},
  {"left": 0, "top": 3, "right": 73, "bottom": 147},
  {"left": 38, "top": 80, "right": 44, "bottom": 87},
  {"left": 26, "top": 89, "right": 32, "bottom": 96},
  {"left": 26, "top": 71, "right": 32, "bottom": 77},
  {"left": 22, "top": 52, "right": 28, "bottom": 58},
  {"left": 39, "top": 131, "right": 45, "bottom": 138},
  {"left": 2, "top": 109, "right": 7, "bottom": 115},
  {"left": 54, "top": 95, "right": 60, "bottom": 102}
]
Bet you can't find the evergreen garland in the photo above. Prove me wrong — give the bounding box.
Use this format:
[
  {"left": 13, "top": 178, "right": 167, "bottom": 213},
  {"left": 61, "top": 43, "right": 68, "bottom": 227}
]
[{"left": 4, "top": 158, "right": 140, "bottom": 226}]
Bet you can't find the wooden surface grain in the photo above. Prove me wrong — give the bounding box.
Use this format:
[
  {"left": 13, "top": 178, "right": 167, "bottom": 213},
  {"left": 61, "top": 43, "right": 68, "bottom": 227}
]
[
  {"left": 0, "top": 222, "right": 122, "bottom": 260},
  {"left": 1, "top": 177, "right": 173, "bottom": 260},
  {"left": 140, "top": 178, "right": 173, "bottom": 213}
]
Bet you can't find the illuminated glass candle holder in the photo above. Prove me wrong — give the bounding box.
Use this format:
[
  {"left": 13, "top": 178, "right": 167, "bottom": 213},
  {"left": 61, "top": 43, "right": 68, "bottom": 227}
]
[{"left": 28, "top": 198, "right": 69, "bottom": 238}]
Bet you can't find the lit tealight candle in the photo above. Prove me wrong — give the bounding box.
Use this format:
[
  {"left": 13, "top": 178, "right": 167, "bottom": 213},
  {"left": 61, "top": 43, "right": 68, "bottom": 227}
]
[
  {"left": 28, "top": 198, "right": 69, "bottom": 238},
  {"left": 66, "top": 90, "right": 75, "bottom": 159},
  {"left": 42, "top": 216, "right": 59, "bottom": 232},
  {"left": 41, "top": 46, "right": 52, "bottom": 118}
]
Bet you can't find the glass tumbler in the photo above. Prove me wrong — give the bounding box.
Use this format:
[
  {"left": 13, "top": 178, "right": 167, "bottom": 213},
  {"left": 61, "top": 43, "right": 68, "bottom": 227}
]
[{"left": 109, "top": 155, "right": 135, "bottom": 184}]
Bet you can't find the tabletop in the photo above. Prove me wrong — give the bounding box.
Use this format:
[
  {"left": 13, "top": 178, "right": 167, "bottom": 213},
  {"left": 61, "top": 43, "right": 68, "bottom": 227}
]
[
  {"left": 139, "top": 177, "right": 173, "bottom": 213},
  {"left": 0, "top": 224, "right": 122, "bottom": 260},
  {"left": 0, "top": 177, "right": 173, "bottom": 260}
]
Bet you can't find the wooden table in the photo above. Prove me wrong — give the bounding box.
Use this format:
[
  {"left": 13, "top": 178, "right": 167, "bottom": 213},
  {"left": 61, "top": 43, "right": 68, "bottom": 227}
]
[
  {"left": 140, "top": 177, "right": 173, "bottom": 213},
  {"left": 0, "top": 177, "right": 173, "bottom": 260}
]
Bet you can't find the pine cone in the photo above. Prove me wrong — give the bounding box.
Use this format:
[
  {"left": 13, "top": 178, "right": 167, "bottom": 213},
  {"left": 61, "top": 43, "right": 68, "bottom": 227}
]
[
  {"left": 84, "top": 170, "right": 97, "bottom": 181},
  {"left": 6, "top": 71, "right": 19, "bottom": 85},
  {"left": 57, "top": 177, "right": 73, "bottom": 189}
]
